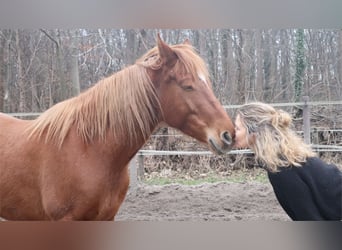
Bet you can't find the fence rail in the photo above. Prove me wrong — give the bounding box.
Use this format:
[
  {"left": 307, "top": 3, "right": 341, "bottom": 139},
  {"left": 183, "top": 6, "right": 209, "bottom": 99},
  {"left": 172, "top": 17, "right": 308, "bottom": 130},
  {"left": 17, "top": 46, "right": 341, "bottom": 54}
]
[
  {"left": 221, "top": 100, "right": 342, "bottom": 109},
  {"left": 6, "top": 99, "right": 342, "bottom": 117},
  {"left": 5, "top": 98, "right": 342, "bottom": 189},
  {"left": 6, "top": 99, "right": 342, "bottom": 153},
  {"left": 138, "top": 144, "right": 342, "bottom": 156}
]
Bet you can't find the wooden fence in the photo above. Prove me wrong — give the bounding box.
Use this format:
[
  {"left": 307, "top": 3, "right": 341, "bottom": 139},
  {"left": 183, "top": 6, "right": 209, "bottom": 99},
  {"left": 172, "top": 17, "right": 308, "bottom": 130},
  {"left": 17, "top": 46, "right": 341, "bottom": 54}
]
[
  {"left": 128, "top": 98, "right": 342, "bottom": 189},
  {"left": 6, "top": 97, "right": 342, "bottom": 190}
]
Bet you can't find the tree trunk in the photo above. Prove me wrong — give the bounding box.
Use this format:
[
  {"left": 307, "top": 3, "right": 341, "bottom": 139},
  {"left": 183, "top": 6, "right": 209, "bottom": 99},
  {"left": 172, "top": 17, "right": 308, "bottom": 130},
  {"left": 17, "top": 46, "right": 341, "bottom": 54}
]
[
  {"left": 270, "top": 30, "right": 279, "bottom": 102},
  {"left": 255, "top": 30, "right": 263, "bottom": 100},
  {"left": 294, "top": 29, "right": 305, "bottom": 102},
  {"left": 30, "top": 74, "right": 39, "bottom": 111},
  {"left": 15, "top": 30, "right": 25, "bottom": 112},
  {"left": 0, "top": 34, "right": 5, "bottom": 112},
  {"left": 136, "top": 29, "right": 148, "bottom": 58},
  {"left": 70, "top": 51, "right": 80, "bottom": 96},
  {"left": 125, "top": 29, "right": 137, "bottom": 65},
  {"left": 244, "top": 30, "right": 253, "bottom": 102},
  {"left": 67, "top": 30, "right": 80, "bottom": 97},
  {"left": 263, "top": 31, "right": 272, "bottom": 102},
  {"left": 236, "top": 30, "right": 246, "bottom": 104},
  {"left": 220, "top": 29, "right": 231, "bottom": 103},
  {"left": 55, "top": 30, "right": 69, "bottom": 102},
  {"left": 337, "top": 29, "right": 342, "bottom": 99},
  {"left": 40, "top": 29, "right": 69, "bottom": 104},
  {"left": 4, "top": 32, "right": 12, "bottom": 112},
  {"left": 280, "top": 30, "right": 289, "bottom": 100}
]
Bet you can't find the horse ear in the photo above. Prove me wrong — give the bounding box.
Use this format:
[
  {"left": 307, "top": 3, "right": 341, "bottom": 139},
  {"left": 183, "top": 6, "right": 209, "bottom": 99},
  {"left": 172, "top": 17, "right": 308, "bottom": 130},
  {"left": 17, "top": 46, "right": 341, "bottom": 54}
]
[
  {"left": 157, "top": 33, "right": 177, "bottom": 67},
  {"left": 183, "top": 38, "right": 191, "bottom": 45}
]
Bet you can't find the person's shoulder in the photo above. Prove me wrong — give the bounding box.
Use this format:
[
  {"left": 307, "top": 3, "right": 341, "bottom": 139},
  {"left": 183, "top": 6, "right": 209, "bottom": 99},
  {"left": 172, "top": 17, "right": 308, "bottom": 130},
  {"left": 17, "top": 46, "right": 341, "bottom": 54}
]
[
  {"left": 304, "top": 157, "right": 338, "bottom": 168},
  {"left": 269, "top": 157, "right": 340, "bottom": 177},
  {"left": 271, "top": 157, "right": 325, "bottom": 176},
  {"left": 267, "top": 164, "right": 298, "bottom": 179},
  {"left": 302, "top": 157, "right": 322, "bottom": 167},
  {"left": 302, "top": 157, "right": 341, "bottom": 175}
]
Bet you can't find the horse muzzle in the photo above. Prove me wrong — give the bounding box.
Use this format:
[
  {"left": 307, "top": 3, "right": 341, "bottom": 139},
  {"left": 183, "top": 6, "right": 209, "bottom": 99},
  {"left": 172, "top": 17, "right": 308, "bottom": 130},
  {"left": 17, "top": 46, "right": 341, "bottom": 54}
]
[{"left": 208, "top": 131, "right": 234, "bottom": 155}]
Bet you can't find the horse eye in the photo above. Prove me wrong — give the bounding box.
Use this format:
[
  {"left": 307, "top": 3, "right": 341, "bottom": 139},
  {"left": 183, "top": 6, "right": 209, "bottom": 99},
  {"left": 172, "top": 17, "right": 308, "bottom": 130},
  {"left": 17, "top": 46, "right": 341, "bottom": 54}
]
[{"left": 182, "top": 85, "right": 194, "bottom": 91}]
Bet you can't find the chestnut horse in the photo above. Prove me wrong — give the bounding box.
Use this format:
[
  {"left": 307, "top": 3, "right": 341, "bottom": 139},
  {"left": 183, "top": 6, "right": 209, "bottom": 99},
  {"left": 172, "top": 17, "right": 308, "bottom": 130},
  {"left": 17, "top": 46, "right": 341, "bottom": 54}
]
[{"left": 0, "top": 35, "right": 235, "bottom": 220}]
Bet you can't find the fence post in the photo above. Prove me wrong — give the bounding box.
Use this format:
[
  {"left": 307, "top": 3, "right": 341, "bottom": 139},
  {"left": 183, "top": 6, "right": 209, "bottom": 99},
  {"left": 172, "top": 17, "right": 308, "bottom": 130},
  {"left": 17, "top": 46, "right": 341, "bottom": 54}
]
[
  {"left": 137, "top": 153, "right": 144, "bottom": 180},
  {"left": 129, "top": 155, "right": 139, "bottom": 193},
  {"left": 302, "top": 96, "right": 311, "bottom": 144},
  {"left": 128, "top": 152, "right": 144, "bottom": 193}
]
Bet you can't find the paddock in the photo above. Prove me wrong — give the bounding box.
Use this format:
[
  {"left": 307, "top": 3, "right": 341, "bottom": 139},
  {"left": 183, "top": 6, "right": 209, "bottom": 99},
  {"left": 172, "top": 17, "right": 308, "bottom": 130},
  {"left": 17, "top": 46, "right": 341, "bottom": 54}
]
[
  {"left": 4, "top": 100, "right": 341, "bottom": 221},
  {"left": 116, "top": 181, "right": 289, "bottom": 221}
]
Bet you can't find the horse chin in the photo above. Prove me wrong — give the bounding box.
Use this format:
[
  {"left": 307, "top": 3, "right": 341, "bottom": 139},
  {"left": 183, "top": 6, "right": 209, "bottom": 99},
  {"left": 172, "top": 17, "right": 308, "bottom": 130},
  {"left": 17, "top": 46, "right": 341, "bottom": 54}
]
[{"left": 208, "top": 138, "right": 228, "bottom": 155}]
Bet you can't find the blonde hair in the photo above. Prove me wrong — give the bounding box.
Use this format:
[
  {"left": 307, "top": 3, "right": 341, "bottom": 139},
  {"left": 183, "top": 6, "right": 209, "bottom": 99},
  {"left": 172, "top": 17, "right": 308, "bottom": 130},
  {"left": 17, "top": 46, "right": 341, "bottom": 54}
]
[{"left": 237, "top": 102, "right": 315, "bottom": 172}]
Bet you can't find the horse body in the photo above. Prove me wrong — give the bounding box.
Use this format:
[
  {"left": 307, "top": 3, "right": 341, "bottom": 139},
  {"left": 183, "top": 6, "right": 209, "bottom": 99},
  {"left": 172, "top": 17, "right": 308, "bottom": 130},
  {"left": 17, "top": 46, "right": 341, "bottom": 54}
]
[
  {"left": 0, "top": 112, "right": 148, "bottom": 220},
  {"left": 0, "top": 35, "right": 235, "bottom": 220},
  {"left": 1, "top": 116, "right": 140, "bottom": 220},
  {"left": 0, "top": 114, "right": 45, "bottom": 219}
]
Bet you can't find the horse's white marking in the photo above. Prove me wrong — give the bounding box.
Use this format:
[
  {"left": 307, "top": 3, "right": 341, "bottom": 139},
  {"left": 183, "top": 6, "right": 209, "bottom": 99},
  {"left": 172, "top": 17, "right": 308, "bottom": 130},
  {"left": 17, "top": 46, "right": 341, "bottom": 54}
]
[{"left": 198, "top": 72, "right": 209, "bottom": 88}]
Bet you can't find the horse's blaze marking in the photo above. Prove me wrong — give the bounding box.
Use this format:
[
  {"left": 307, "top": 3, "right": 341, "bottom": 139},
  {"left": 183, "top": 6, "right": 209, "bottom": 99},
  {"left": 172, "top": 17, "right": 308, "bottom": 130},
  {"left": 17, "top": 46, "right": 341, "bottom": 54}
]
[{"left": 198, "top": 72, "right": 208, "bottom": 87}]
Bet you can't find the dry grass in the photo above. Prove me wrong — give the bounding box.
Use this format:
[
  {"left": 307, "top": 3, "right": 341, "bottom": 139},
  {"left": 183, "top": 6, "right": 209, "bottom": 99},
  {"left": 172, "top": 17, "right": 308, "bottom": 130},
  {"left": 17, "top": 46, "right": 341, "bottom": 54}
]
[{"left": 140, "top": 147, "right": 341, "bottom": 185}]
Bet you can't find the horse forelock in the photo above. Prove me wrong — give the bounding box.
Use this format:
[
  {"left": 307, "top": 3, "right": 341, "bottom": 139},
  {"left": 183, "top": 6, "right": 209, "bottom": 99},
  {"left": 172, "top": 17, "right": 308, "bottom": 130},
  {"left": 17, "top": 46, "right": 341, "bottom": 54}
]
[
  {"left": 137, "top": 44, "right": 211, "bottom": 87},
  {"left": 27, "top": 65, "right": 161, "bottom": 148},
  {"left": 172, "top": 44, "right": 211, "bottom": 87}
]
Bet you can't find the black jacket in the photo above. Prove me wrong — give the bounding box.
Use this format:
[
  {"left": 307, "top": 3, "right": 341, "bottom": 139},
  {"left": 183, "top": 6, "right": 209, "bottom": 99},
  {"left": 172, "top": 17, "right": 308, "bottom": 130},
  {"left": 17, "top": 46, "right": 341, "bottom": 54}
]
[{"left": 267, "top": 157, "right": 342, "bottom": 221}]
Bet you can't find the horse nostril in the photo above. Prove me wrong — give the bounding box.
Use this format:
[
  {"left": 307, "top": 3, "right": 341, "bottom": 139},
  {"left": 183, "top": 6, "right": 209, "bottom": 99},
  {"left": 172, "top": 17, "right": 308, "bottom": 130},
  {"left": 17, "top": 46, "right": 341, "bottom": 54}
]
[{"left": 220, "top": 131, "right": 232, "bottom": 145}]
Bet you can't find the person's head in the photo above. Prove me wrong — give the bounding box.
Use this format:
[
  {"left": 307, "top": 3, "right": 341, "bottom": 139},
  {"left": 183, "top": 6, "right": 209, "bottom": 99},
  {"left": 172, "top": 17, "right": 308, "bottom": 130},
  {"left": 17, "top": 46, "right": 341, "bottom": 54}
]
[{"left": 234, "top": 102, "right": 315, "bottom": 172}]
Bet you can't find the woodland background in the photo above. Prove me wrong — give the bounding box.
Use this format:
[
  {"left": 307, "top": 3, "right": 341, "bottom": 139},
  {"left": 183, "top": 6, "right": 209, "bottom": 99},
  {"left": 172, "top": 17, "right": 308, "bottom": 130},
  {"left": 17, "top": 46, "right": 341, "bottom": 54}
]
[{"left": 0, "top": 29, "right": 341, "bottom": 177}]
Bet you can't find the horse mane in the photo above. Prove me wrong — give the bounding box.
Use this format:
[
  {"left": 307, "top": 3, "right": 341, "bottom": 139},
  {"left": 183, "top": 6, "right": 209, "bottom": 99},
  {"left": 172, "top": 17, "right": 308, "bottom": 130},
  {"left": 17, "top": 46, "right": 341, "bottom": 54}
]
[
  {"left": 27, "top": 64, "right": 160, "bottom": 148},
  {"left": 27, "top": 43, "right": 210, "bottom": 147}
]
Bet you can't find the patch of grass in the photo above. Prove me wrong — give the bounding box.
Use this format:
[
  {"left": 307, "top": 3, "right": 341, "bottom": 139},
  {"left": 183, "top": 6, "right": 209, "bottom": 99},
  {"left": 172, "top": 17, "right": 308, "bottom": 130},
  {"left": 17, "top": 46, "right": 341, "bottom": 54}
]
[{"left": 228, "top": 169, "right": 269, "bottom": 183}]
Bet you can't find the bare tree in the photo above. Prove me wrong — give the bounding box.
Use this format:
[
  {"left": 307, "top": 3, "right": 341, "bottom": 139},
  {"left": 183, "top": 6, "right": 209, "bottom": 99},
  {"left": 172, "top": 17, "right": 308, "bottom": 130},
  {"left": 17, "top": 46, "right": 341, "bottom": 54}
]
[
  {"left": 40, "top": 29, "right": 69, "bottom": 104},
  {"left": 235, "top": 29, "right": 246, "bottom": 103},
  {"left": 15, "top": 30, "right": 26, "bottom": 112},
  {"left": 336, "top": 29, "right": 342, "bottom": 100},
  {"left": 0, "top": 32, "right": 5, "bottom": 111},
  {"left": 279, "top": 30, "right": 291, "bottom": 101},
  {"left": 1, "top": 28, "right": 341, "bottom": 113},
  {"left": 255, "top": 29, "right": 263, "bottom": 101}
]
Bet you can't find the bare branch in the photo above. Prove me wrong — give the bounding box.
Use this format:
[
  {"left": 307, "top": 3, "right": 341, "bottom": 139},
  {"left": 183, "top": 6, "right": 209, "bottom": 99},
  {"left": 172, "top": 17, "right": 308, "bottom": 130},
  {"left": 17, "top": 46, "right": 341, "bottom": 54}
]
[{"left": 40, "top": 29, "right": 59, "bottom": 48}]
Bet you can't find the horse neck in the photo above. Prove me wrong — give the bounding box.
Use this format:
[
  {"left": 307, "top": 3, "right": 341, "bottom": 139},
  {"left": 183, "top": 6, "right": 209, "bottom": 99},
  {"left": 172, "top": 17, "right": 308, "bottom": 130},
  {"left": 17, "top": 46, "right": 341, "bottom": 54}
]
[
  {"left": 101, "top": 120, "right": 158, "bottom": 167},
  {"left": 71, "top": 65, "right": 162, "bottom": 147}
]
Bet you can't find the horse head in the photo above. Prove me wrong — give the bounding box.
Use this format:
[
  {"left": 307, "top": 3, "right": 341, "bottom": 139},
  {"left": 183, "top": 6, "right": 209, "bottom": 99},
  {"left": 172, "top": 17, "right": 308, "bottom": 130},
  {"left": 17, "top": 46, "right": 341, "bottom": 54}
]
[{"left": 144, "top": 35, "right": 235, "bottom": 154}]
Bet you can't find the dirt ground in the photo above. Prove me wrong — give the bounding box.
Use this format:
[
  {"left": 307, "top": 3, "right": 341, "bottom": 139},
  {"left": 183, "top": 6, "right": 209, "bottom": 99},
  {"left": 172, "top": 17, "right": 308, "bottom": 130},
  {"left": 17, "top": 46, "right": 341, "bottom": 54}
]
[{"left": 116, "top": 181, "right": 290, "bottom": 221}]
